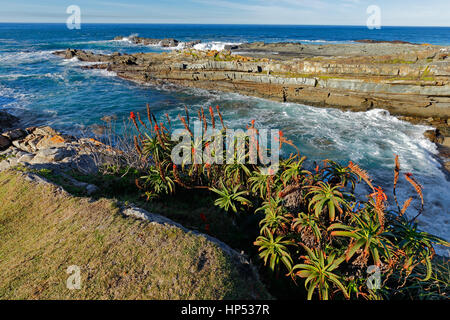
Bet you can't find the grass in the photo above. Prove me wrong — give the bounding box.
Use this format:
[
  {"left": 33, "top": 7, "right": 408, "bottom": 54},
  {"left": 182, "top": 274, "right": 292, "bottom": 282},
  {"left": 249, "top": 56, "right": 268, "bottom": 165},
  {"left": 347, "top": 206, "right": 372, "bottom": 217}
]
[
  {"left": 0, "top": 154, "right": 14, "bottom": 162},
  {"left": 20, "top": 166, "right": 311, "bottom": 299},
  {"left": 0, "top": 170, "right": 271, "bottom": 300}
]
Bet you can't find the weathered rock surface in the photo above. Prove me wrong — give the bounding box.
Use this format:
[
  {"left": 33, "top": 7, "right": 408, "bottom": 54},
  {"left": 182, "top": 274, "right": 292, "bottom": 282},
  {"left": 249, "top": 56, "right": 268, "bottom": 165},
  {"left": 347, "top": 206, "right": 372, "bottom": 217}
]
[
  {"left": 0, "top": 125, "right": 124, "bottom": 194},
  {"left": 53, "top": 43, "right": 450, "bottom": 122}
]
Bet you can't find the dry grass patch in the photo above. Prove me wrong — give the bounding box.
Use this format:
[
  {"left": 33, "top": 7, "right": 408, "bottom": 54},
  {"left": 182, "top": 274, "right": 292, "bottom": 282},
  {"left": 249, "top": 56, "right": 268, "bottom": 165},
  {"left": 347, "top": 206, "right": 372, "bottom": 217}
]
[{"left": 0, "top": 171, "right": 270, "bottom": 300}]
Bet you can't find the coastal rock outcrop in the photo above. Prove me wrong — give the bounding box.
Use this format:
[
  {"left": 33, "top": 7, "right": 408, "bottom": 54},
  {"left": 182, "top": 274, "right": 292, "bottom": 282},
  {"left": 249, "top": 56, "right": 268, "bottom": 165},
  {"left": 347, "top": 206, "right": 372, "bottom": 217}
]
[
  {"left": 52, "top": 43, "right": 450, "bottom": 121},
  {"left": 113, "top": 36, "right": 202, "bottom": 48},
  {"left": 52, "top": 42, "right": 450, "bottom": 167},
  {"left": 0, "top": 124, "right": 123, "bottom": 194}
]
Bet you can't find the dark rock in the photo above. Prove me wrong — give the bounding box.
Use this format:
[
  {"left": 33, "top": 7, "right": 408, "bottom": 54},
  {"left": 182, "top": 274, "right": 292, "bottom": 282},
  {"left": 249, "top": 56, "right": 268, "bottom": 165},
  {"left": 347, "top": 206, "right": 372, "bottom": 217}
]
[
  {"left": 2, "top": 128, "right": 27, "bottom": 141},
  {"left": 159, "top": 38, "right": 179, "bottom": 47},
  {"left": 0, "top": 135, "right": 11, "bottom": 151},
  {"left": 0, "top": 110, "right": 19, "bottom": 131},
  {"left": 185, "top": 40, "right": 201, "bottom": 48}
]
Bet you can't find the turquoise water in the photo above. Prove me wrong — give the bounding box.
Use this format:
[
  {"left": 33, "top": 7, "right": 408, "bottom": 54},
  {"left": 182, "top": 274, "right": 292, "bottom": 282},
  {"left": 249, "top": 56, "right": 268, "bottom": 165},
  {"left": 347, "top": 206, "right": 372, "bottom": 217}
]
[{"left": 0, "top": 24, "right": 449, "bottom": 252}]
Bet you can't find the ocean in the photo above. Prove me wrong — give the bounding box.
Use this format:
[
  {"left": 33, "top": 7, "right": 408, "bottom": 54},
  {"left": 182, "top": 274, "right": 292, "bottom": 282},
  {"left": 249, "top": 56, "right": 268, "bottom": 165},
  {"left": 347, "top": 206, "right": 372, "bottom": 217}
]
[{"left": 0, "top": 23, "right": 449, "bottom": 254}]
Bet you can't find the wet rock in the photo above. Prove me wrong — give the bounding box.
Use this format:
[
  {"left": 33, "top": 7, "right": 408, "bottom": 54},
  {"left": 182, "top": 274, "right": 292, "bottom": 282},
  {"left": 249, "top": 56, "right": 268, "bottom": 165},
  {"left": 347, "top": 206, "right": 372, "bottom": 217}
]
[
  {"left": 0, "top": 110, "right": 19, "bottom": 131},
  {"left": 185, "top": 40, "right": 202, "bottom": 48},
  {"left": 424, "top": 129, "right": 445, "bottom": 144},
  {"left": 355, "top": 39, "right": 417, "bottom": 45},
  {"left": 0, "top": 135, "right": 11, "bottom": 151},
  {"left": 159, "top": 38, "right": 179, "bottom": 47}
]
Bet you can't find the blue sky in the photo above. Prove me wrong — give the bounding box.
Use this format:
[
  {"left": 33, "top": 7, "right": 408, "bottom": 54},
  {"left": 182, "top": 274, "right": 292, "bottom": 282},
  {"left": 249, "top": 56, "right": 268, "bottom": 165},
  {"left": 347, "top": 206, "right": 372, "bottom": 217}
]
[{"left": 0, "top": 0, "right": 449, "bottom": 26}]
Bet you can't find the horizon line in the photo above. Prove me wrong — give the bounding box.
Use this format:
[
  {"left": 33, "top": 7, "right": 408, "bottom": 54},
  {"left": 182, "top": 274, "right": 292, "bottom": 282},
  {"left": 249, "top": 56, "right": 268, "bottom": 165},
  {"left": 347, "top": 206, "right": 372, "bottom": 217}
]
[{"left": 1, "top": 22, "right": 450, "bottom": 28}]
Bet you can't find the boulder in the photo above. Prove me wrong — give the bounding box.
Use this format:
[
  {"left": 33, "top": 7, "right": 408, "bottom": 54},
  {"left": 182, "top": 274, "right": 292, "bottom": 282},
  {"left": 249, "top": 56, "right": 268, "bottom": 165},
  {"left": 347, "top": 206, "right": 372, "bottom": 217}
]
[
  {"left": 185, "top": 40, "right": 202, "bottom": 48},
  {"left": 159, "top": 38, "right": 179, "bottom": 47},
  {"left": 2, "top": 128, "right": 27, "bottom": 141},
  {"left": 31, "top": 148, "right": 73, "bottom": 163},
  {"left": 35, "top": 135, "right": 68, "bottom": 150},
  {"left": 0, "top": 135, "right": 11, "bottom": 151},
  {"left": 0, "top": 111, "right": 19, "bottom": 131}
]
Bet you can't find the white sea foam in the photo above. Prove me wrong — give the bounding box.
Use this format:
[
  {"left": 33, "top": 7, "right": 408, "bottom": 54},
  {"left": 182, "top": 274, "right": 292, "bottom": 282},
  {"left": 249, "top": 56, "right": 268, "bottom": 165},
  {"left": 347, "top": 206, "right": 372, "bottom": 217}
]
[
  {"left": 91, "top": 69, "right": 117, "bottom": 77},
  {"left": 193, "top": 41, "right": 242, "bottom": 51},
  {"left": 0, "top": 50, "right": 55, "bottom": 65},
  {"left": 109, "top": 35, "right": 241, "bottom": 52},
  {"left": 0, "top": 84, "right": 34, "bottom": 110}
]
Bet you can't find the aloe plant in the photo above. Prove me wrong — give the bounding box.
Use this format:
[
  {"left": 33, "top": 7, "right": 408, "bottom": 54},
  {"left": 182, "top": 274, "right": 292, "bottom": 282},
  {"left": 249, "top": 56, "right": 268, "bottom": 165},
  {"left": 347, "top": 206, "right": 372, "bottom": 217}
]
[
  {"left": 280, "top": 155, "right": 309, "bottom": 184},
  {"left": 254, "top": 232, "right": 294, "bottom": 272},
  {"left": 390, "top": 216, "right": 449, "bottom": 281},
  {"left": 323, "top": 160, "right": 359, "bottom": 191},
  {"left": 328, "top": 208, "right": 393, "bottom": 266},
  {"left": 307, "top": 182, "right": 349, "bottom": 221},
  {"left": 256, "top": 197, "right": 290, "bottom": 236},
  {"left": 126, "top": 106, "right": 449, "bottom": 300},
  {"left": 210, "top": 182, "right": 250, "bottom": 214},
  {"left": 290, "top": 246, "right": 349, "bottom": 300},
  {"left": 140, "top": 167, "right": 175, "bottom": 195},
  {"left": 292, "top": 212, "right": 322, "bottom": 244}
]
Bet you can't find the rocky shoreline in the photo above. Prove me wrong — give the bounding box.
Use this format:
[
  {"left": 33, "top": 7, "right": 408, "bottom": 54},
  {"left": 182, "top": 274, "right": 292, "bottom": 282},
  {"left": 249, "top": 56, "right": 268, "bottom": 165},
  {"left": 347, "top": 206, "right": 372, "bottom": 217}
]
[
  {"left": 113, "top": 35, "right": 201, "bottom": 48},
  {"left": 52, "top": 39, "right": 450, "bottom": 169}
]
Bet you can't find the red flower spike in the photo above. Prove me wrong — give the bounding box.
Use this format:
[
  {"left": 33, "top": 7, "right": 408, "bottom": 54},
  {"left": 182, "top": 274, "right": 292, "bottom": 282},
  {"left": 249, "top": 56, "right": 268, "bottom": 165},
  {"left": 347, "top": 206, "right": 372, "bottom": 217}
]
[
  {"left": 200, "top": 213, "right": 207, "bottom": 222},
  {"left": 129, "top": 111, "right": 136, "bottom": 120}
]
